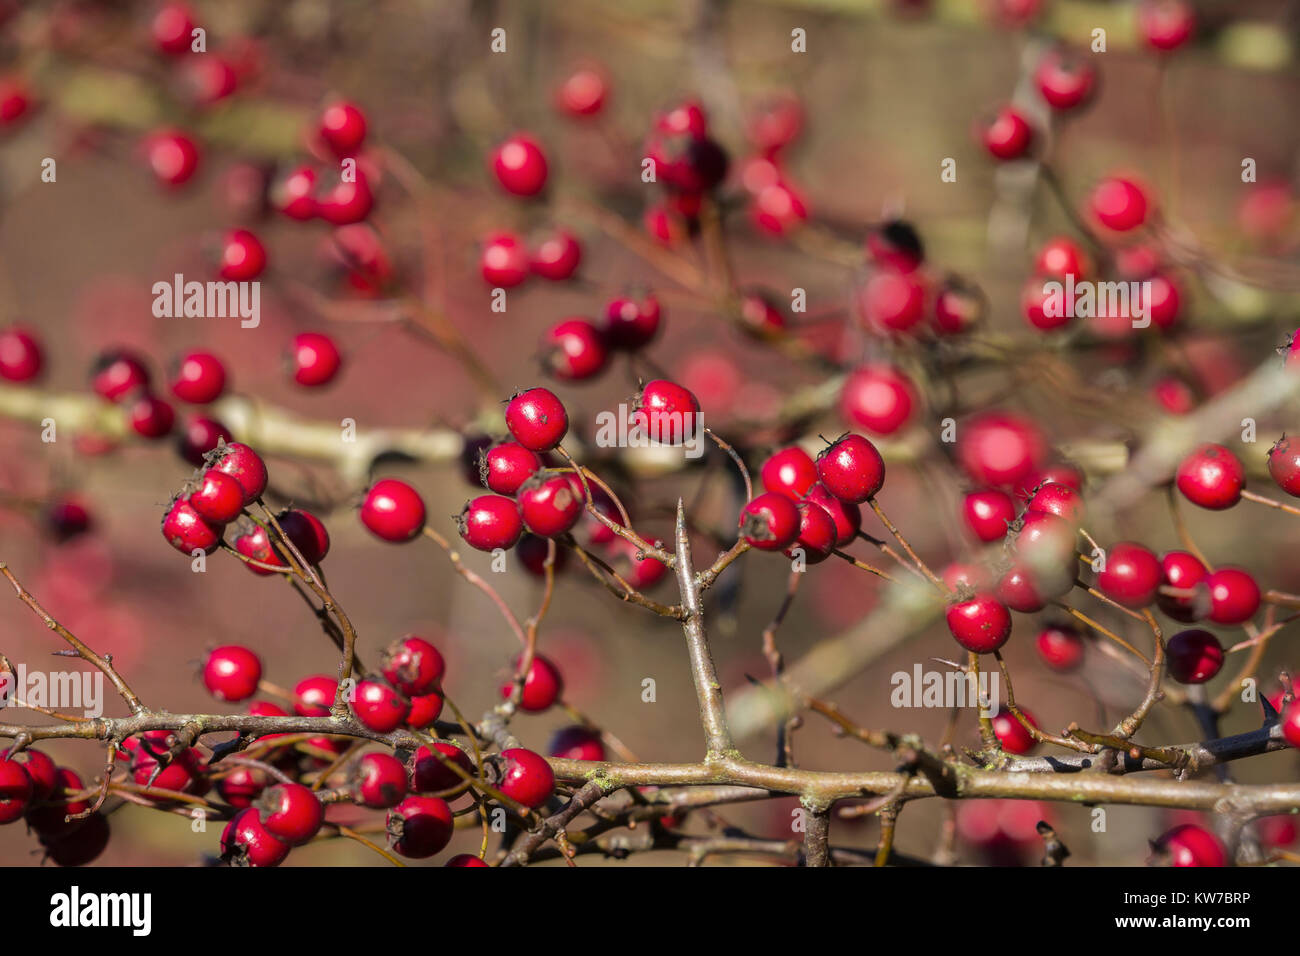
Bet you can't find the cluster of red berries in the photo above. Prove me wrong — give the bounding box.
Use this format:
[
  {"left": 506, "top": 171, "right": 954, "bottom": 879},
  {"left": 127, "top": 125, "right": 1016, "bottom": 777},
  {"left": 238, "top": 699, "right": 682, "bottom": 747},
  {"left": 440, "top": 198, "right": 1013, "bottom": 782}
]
[
  {"left": 161, "top": 440, "right": 267, "bottom": 556},
  {"left": 0, "top": 748, "right": 110, "bottom": 866}
]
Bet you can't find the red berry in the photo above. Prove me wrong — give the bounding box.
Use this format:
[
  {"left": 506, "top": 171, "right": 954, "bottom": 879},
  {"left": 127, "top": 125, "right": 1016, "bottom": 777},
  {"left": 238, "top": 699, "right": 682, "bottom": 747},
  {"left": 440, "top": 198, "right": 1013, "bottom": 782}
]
[
  {"left": 866, "top": 219, "right": 924, "bottom": 273},
  {"left": 318, "top": 100, "right": 368, "bottom": 157},
  {"left": 316, "top": 170, "right": 374, "bottom": 225},
  {"left": 542, "top": 318, "right": 607, "bottom": 380},
  {"left": 750, "top": 180, "right": 808, "bottom": 236},
  {"left": 761, "top": 447, "right": 818, "bottom": 500},
  {"left": 738, "top": 291, "right": 787, "bottom": 338},
  {"left": 1175, "top": 443, "right": 1244, "bottom": 510},
  {"left": 502, "top": 654, "right": 564, "bottom": 712},
  {"left": 1147, "top": 274, "right": 1182, "bottom": 330},
  {"left": 218, "top": 229, "right": 267, "bottom": 281},
  {"left": 352, "top": 679, "right": 412, "bottom": 733},
  {"left": 957, "top": 412, "right": 1047, "bottom": 488},
  {"left": 360, "top": 478, "right": 427, "bottom": 543},
  {"left": 1205, "top": 567, "right": 1260, "bottom": 625},
  {"left": 816, "top": 434, "right": 885, "bottom": 503},
  {"left": 1267, "top": 435, "right": 1300, "bottom": 497},
  {"left": 221, "top": 807, "right": 289, "bottom": 867},
  {"left": 933, "top": 276, "right": 986, "bottom": 335},
  {"left": 1166, "top": 629, "right": 1224, "bottom": 684},
  {"left": 962, "top": 489, "right": 1016, "bottom": 542},
  {"left": 405, "top": 692, "right": 444, "bottom": 729},
  {"left": 189, "top": 470, "right": 245, "bottom": 524},
  {"left": 784, "top": 498, "right": 837, "bottom": 564},
  {"left": 1137, "top": 0, "right": 1194, "bottom": 52},
  {"left": 495, "top": 748, "right": 554, "bottom": 809},
  {"left": 145, "top": 129, "right": 200, "bottom": 186},
  {"left": 162, "top": 496, "right": 222, "bottom": 555},
  {"left": 234, "top": 524, "right": 285, "bottom": 575},
  {"left": 739, "top": 492, "right": 801, "bottom": 551},
  {"left": 1021, "top": 277, "right": 1075, "bottom": 332},
  {"left": 603, "top": 293, "right": 663, "bottom": 350},
  {"left": 1282, "top": 701, "right": 1300, "bottom": 749},
  {"left": 152, "top": 4, "right": 195, "bottom": 55},
  {"left": 272, "top": 164, "right": 318, "bottom": 220},
  {"left": 632, "top": 379, "right": 702, "bottom": 445},
  {"left": 257, "top": 782, "right": 324, "bottom": 846},
  {"left": 1089, "top": 177, "right": 1150, "bottom": 232},
  {"left": 381, "top": 635, "right": 446, "bottom": 697},
  {"left": 274, "top": 508, "right": 330, "bottom": 565},
  {"left": 839, "top": 364, "right": 917, "bottom": 436},
  {"left": 1097, "top": 542, "right": 1161, "bottom": 608},
  {"left": 556, "top": 67, "right": 607, "bottom": 117},
  {"left": 1153, "top": 823, "right": 1223, "bottom": 867},
  {"left": 506, "top": 387, "right": 569, "bottom": 451},
  {"left": 1027, "top": 482, "right": 1085, "bottom": 526},
  {"left": 979, "top": 105, "right": 1034, "bottom": 160},
  {"left": 44, "top": 496, "right": 92, "bottom": 542},
  {"left": 354, "top": 752, "right": 408, "bottom": 809},
  {"left": 289, "top": 332, "right": 342, "bottom": 387},
  {"left": 128, "top": 393, "right": 175, "bottom": 439},
  {"left": 170, "top": 350, "right": 226, "bottom": 404},
  {"left": 644, "top": 104, "right": 729, "bottom": 192},
  {"left": 128, "top": 734, "right": 201, "bottom": 793},
  {"left": 518, "top": 474, "right": 583, "bottom": 538},
  {"left": 548, "top": 726, "right": 606, "bottom": 761},
  {"left": 25, "top": 768, "right": 89, "bottom": 838},
  {"left": 804, "top": 482, "right": 862, "bottom": 546},
  {"left": 1036, "top": 624, "right": 1085, "bottom": 671},
  {"left": 605, "top": 536, "right": 670, "bottom": 589},
  {"left": 491, "top": 134, "right": 549, "bottom": 197},
  {"left": 996, "top": 563, "right": 1055, "bottom": 613},
  {"left": 946, "top": 593, "right": 1012, "bottom": 654},
  {"left": 1034, "top": 49, "right": 1096, "bottom": 110},
  {"left": 0, "top": 326, "right": 42, "bottom": 382},
  {"left": 92, "top": 350, "right": 150, "bottom": 402},
  {"left": 293, "top": 675, "right": 338, "bottom": 717},
  {"left": 0, "top": 757, "right": 32, "bottom": 824},
  {"left": 480, "top": 232, "right": 529, "bottom": 287},
  {"left": 991, "top": 708, "right": 1037, "bottom": 754},
  {"left": 530, "top": 229, "right": 582, "bottom": 281},
  {"left": 217, "top": 766, "right": 267, "bottom": 809},
  {"left": 387, "top": 795, "right": 454, "bottom": 858},
  {"left": 858, "top": 271, "right": 926, "bottom": 334},
  {"left": 1158, "top": 550, "right": 1208, "bottom": 622},
  {"left": 943, "top": 562, "right": 991, "bottom": 592},
  {"left": 458, "top": 494, "right": 523, "bottom": 551},
  {"left": 202, "top": 645, "right": 262, "bottom": 702},
  {"left": 13, "top": 749, "right": 56, "bottom": 801},
  {"left": 410, "top": 742, "right": 474, "bottom": 793},
  {"left": 208, "top": 441, "right": 267, "bottom": 504},
  {"left": 480, "top": 441, "right": 542, "bottom": 495},
  {"left": 1035, "top": 237, "right": 1090, "bottom": 279}
]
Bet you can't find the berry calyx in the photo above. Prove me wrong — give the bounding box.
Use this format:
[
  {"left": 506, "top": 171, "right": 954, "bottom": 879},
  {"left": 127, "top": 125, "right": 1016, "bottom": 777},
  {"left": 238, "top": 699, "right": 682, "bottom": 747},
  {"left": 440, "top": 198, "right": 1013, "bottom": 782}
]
[
  {"left": 1267, "top": 435, "right": 1300, "bottom": 497},
  {"left": 495, "top": 748, "right": 555, "bottom": 809},
  {"left": 1175, "top": 443, "right": 1244, "bottom": 510},
  {"left": 188, "top": 469, "right": 245, "bottom": 524},
  {"left": 739, "top": 492, "right": 801, "bottom": 551},
  {"left": 202, "top": 645, "right": 262, "bottom": 702},
  {"left": 208, "top": 441, "right": 268, "bottom": 505},
  {"left": 505, "top": 387, "right": 569, "bottom": 451},
  {"left": 381, "top": 635, "right": 446, "bottom": 697},
  {"left": 946, "top": 593, "right": 1012, "bottom": 654},
  {"left": 458, "top": 494, "right": 523, "bottom": 551},
  {"left": 501, "top": 654, "right": 564, "bottom": 712},
  {"left": 387, "top": 796, "right": 454, "bottom": 858},
  {"left": 866, "top": 219, "right": 924, "bottom": 272},
  {"left": 1166, "top": 629, "right": 1224, "bottom": 684},
  {"left": 816, "top": 434, "right": 885, "bottom": 503}
]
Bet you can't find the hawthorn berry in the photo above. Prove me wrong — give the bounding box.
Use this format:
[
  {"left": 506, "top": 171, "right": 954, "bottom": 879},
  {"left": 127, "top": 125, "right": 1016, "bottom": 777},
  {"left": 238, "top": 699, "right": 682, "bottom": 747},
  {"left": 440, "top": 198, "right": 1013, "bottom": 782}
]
[
  {"left": 352, "top": 680, "right": 412, "bottom": 733},
  {"left": 632, "top": 379, "right": 702, "bottom": 445},
  {"left": 991, "top": 708, "right": 1037, "bottom": 755},
  {"left": 996, "top": 562, "right": 1055, "bottom": 614},
  {"left": 169, "top": 350, "right": 226, "bottom": 404},
  {"left": 1013, "top": 509, "right": 1077, "bottom": 569},
  {"left": 1282, "top": 701, "right": 1300, "bottom": 749},
  {"left": 750, "top": 180, "right": 808, "bottom": 236},
  {"left": 1035, "top": 624, "right": 1085, "bottom": 671},
  {"left": 216, "top": 766, "right": 267, "bottom": 809},
  {"left": 145, "top": 129, "right": 201, "bottom": 186},
  {"left": 761, "top": 447, "right": 818, "bottom": 501},
  {"left": 182, "top": 54, "right": 238, "bottom": 106},
  {"left": 957, "top": 412, "right": 1047, "bottom": 488},
  {"left": 1267, "top": 435, "right": 1300, "bottom": 497},
  {"left": 603, "top": 293, "right": 663, "bottom": 350},
  {"left": 866, "top": 219, "right": 924, "bottom": 272},
  {"left": 491, "top": 133, "right": 549, "bottom": 197},
  {"left": 1026, "top": 482, "right": 1085, "bottom": 527},
  {"left": 387, "top": 795, "right": 454, "bottom": 858},
  {"left": 289, "top": 332, "right": 342, "bottom": 387},
  {"left": 202, "top": 645, "right": 262, "bottom": 702},
  {"left": 859, "top": 271, "right": 926, "bottom": 334},
  {"left": 1166, "top": 629, "right": 1224, "bottom": 684},
  {"left": 605, "top": 535, "right": 670, "bottom": 588},
  {"left": 784, "top": 498, "right": 838, "bottom": 564},
  {"left": 946, "top": 593, "right": 1012, "bottom": 654},
  {"left": 495, "top": 748, "right": 555, "bottom": 809},
  {"left": 354, "top": 753, "right": 409, "bottom": 809},
  {"left": 258, "top": 782, "right": 324, "bottom": 846},
  {"left": 643, "top": 102, "right": 729, "bottom": 193},
  {"left": 1205, "top": 567, "right": 1260, "bottom": 625},
  {"left": 1021, "top": 277, "right": 1075, "bottom": 332},
  {"left": 218, "top": 229, "right": 267, "bottom": 281},
  {"left": 274, "top": 509, "right": 330, "bottom": 566},
  {"left": 293, "top": 675, "right": 338, "bottom": 717},
  {"left": 1034, "top": 48, "right": 1096, "bottom": 110},
  {"left": 518, "top": 473, "right": 583, "bottom": 538},
  {"left": 42, "top": 813, "right": 111, "bottom": 867},
  {"left": 25, "top": 768, "right": 89, "bottom": 838},
  {"left": 943, "top": 562, "right": 991, "bottom": 592},
  {"left": 208, "top": 441, "right": 268, "bottom": 504},
  {"left": 556, "top": 67, "right": 607, "bottom": 117},
  {"left": 1034, "top": 236, "right": 1089, "bottom": 279},
  {"left": 92, "top": 350, "right": 151, "bottom": 402},
  {"left": 45, "top": 497, "right": 92, "bottom": 542},
  {"left": 804, "top": 482, "right": 862, "bottom": 546},
  {"left": 317, "top": 100, "right": 368, "bottom": 157},
  {"left": 1089, "top": 177, "right": 1150, "bottom": 232},
  {"left": 506, "top": 387, "right": 568, "bottom": 451},
  {"left": 530, "top": 229, "right": 582, "bottom": 281},
  {"left": 1157, "top": 550, "right": 1208, "bottom": 622},
  {"left": 406, "top": 692, "right": 444, "bottom": 729},
  {"left": 0, "top": 327, "right": 43, "bottom": 382},
  {"left": 1137, "top": 0, "right": 1195, "bottom": 52},
  {"left": 839, "top": 365, "right": 917, "bottom": 435},
  {"left": 410, "top": 742, "right": 475, "bottom": 793},
  {"left": 1152, "top": 824, "right": 1225, "bottom": 867},
  {"left": 360, "top": 478, "right": 427, "bottom": 543},
  {"left": 541, "top": 318, "right": 608, "bottom": 380},
  {"left": 0, "top": 757, "right": 32, "bottom": 825},
  {"left": 152, "top": 3, "right": 195, "bottom": 55},
  {"left": 933, "top": 276, "right": 986, "bottom": 335},
  {"left": 1175, "top": 443, "right": 1244, "bottom": 510},
  {"left": 381, "top": 635, "right": 446, "bottom": 697},
  {"left": 161, "top": 496, "right": 222, "bottom": 555},
  {"left": 13, "top": 749, "right": 56, "bottom": 801},
  {"left": 459, "top": 494, "right": 523, "bottom": 552},
  {"left": 979, "top": 105, "right": 1034, "bottom": 160},
  {"left": 221, "top": 807, "right": 290, "bottom": 867},
  {"left": 480, "top": 232, "right": 530, "bottom": 287},
  {"left": 502, "top": 654, "right": 564, "bottom": 712},
  {"left": 962, "top": 489, "right": 1016, "bottom": 542},
  {"left": 739, "top": 492, "right": 801, "bottom": 551},
  {"left": 272, "top": 164, "right": 319, "bottom": 220},
  {"left": 1147, "top": 274, "right": 1182, "bottom": 330},
  {"left": 816, "top": 434, "right": 885, "bottom": 503},
  {"left": 1097, "top": 541, "right": 1162, "bottom": 609},
  {"left": 548, "top": 726, "right": 607, "bottom": 761},
  {"left": 317, "top": 170, "right": 374, "bottom": 225},
  {"left": 178, "top": 412, "right": 231, "bottom": 465},
  {"left": 188, "top": 470, "right": 245, "bottom": 524},
  {"left": 128, "top": 393, "right": 175, "bottom": 439},
  {"left": 738, "top": 291, "right": 787, "bottom": 338},
  {"left": 234, "top": 525, "right": 285, "bottom": 575}
]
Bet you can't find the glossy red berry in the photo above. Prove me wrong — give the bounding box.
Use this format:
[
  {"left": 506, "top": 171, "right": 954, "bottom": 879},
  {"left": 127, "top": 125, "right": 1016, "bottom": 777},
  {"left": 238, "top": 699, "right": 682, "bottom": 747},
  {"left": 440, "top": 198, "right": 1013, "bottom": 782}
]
[
  {"left": 1035, "top": 237, "right": 1089, "bottom": 279},
  {"left": 382, "top": 635, "right": 446, "bottom": 697},
  {"left": 459, "top": 494, "right": 523, "bottom": 551},
  {"left": 1026, "top": 481, "right": 1085, "bottom": 527},
  {"left": 1267, "top": 435, "right": 1300, "bottom": 497},
  {"left": 257, "top": 782, "right": 324, "bottom": 846},
  {"left": 127, "top": 734, "right": 201, "bottom": 793},
  {"left": 0, "top": 757, "right": 32, "bottom": 824},
  {"left": 605, "top": 536, "right": 670, "bottom": 588},
  {"left": 1097, "top": 541, "right": 1161, "bottom": 608},
  {"left": 996, "top": 563, "right": 1053, "bottom": 614},
  {"left": 1036, "top": 624, "right": 1085, "bottom": 671},
  {"left": 272, "top": 164, "right": 318, "bottom": 220},
  {"left": 1282, "top": 701, "right": 1300, "bottom": 749},
  {"left": 547, "top": 726, "right": 607, "bottom": 761},
  {"left": 1013, "top": 509, "right": 1077, "bottom": 568},
  {"left": 188, "top": 470, "right": 244, "bottom": 524},
  {"left": 477, "top": 442, "right": 540, "bottom": 497},
  {"left": 530, "top": 229, "right": 582, "bottom": 281},
  {"left": 962, "top": 489, "right": 1016, "bottom": 543},
  {"left": 750, "top": 180, "right": 808, "bottom": 236},
  {"left": 352, "top": 679, "right": 412, "bottom": 733},
  {"left": 202, "top": 645, "right": 262, "bottom": 702},
  {"left": 957, "top": 412, "right": 1047, "bottom": 488},
  {"left": 293, "top": 675, "right": 338, "bottom": 717},
  {"left": 491, "top": 134, "right": 548, "bottom": 197},
  {"left": 991, "top": 708, "right": 1037, "bottom": 754},
  {"left": 275, "top": 508, "right": 330, "bottom": 565},
  {"left": 1147, "top": 273, "right": 1182, "bottom": 330},
  {"left": 633, "top": 379, "right": 702, "bottom": 445},
  {"left": 169, "top": 350, "right": 226, "bottom": 404},
  {"left": 405, "top": 692, "right": 444, "bottom": 729},
  {"left": 289, "top": 332, "right": 342, "bottom": 387},
  {"left": 1089, "top": 177, "right": 1150, "bottom": 232},
  {"left": 502, "top": 654, "right": 564, "bottom": 712},
  {"left": 556, "top": 67, "right": 607, "bottom": 117},
  {"left": 495, "top": 748, "right": 554, "bottom": 809},
  {"left": 13, "top": 749, "right": 56, "bottom": 801},
  {"left": 216, "top": 766, "right": 266, "bottom": 809},
  {"left": 979, "top": 105, "right": 1034, "bottom": 160},
  {"left": 1153, "top": 823, "right": 1224, "bottom": 867},
  {"left": 1034, "top": 49, "right": 1096, "bottom": 110},
  {"left": 1166, "top": 629, "right": 1224, "bottom": 684},
  {"left": 738, "top": 291, "right": 787, "bottom": 338},
  {"left": 221, "top": 807, "right": 290, "bottom": 867},
  {"left": 1137, "top": 0, "right": 1194, "bottom": 52},
  {"left": 1175, "top": 443, "right": 1244, "bottom": 510},
  {"left": 932, "top": 276, "right": 986, "bottom": 335},
  {"left": 480, "top": 232, "right": 529, "bottom": 287},
  {"left": 152, "top": 3, "right": 195, "bottom": 54},
  {"left": 410, "top": 742, "right": 474, "bottom": 793},
  {"left": 804, "top": 482, "right": 861, "bottom": 547},
  {"left": 603, "top": 293, "right": 663, "bottom": 350},
  {"left": 92, "top": 350, "right": 150, "bottom": 402},
  {"left": 784, "top": 498, "right": 837, "bottom": 564},
  {"left": 360, "top": 478, "right": 427, "bottom": 543},
  {"left": 816, "top": 434, "right": 885, "bottom": 503},
  {"left": 317, "top": 100, "right": 368, "bottom": 157},
  {"left": 162, "top": 496, "right": 222, "bottom": 555},
  {"left": 128, "top": 393, "right": 175, "bottom": 438},
  {"left": 1157, "top": 550, "right": 1208, "bottom": 622},
  {"left": 0, "top": 327, "right": 42, "bottom": 382},
  {"left": 234, "top": 524, "right": 285, "bottom": 575},
  {"left": 218, "top": 229, "right": 267, "bottom": 281},
  {"left": 859, "top": 271, "right": 926, "bottom": 334},
  {"left": 41, "top": 813, "right": 111, "bottom": 867},
  {"left": 506, "top": 387, "right": 568, "bottom": 451},
  {"left": 44, "top": 496, "right": 92, "bottom": 542},
  {"left": 354, "top": 752, "right": 408, "bottom": 809},
  {"left": 316, "top": 170, "right": 374, "bottom": 225},
  {"left": 518, "top": 474, "right": 584, "bottom": 538},
  {"left": 644, "top": 103, "right": 729, "bottom": 192},
  {"left": 1205, "top": 568, "right": 1260, "bottom": 625},
  {"left": 542, "top": 318, "right": 608, "bottom": 381},
  {"left": 739, "top": 492, "right": 802, "bottom": 551},
  {"left": 946, "top": 593, "right": 1012, "bottom": 654},
  {"left": 145, "top": 129, "right": 200, "bottom": 186},
  {"left": 761, "top": 447, "right": 818, "bottom": 501},
  {"left": 839, "top": 364, "right": 917, "bottom": 436},
  {"left": 387, "top": 796, "right": 454, "bottom": 858},
  {"left": 208, "top": 441, "right": 267, "bottom": 504}
]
